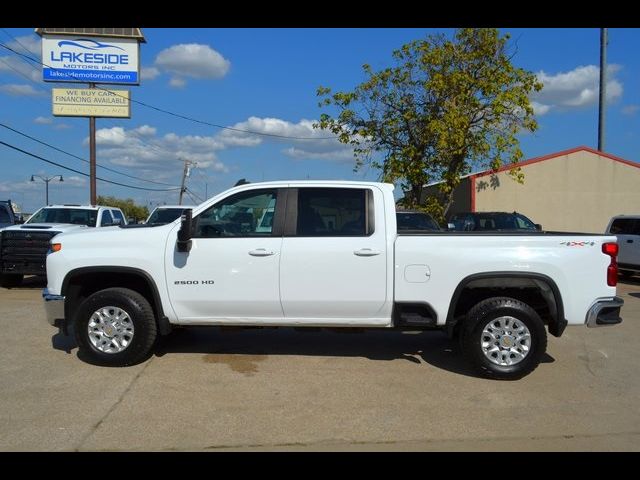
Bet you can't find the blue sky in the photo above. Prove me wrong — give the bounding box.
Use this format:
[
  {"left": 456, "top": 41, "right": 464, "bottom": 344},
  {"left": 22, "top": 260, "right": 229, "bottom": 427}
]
[{"left": 1, "top": 27, "right": 638, "bottom": 213}]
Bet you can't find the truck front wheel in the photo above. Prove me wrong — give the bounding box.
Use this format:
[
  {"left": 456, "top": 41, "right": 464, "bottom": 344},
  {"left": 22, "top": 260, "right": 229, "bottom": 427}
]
[
  {"left": 461, "top": 297, "right": 547, "bottom": 380},
  {"left": 75, "top": 287, "right": 157, "bottom": 367}
]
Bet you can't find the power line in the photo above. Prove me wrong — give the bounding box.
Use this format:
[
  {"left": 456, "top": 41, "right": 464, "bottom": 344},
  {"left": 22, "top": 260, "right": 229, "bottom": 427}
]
[
  {"left": 184, "top": 188, "right": 203, "bottom": 204},
  {"left": 0, "top": 122, "right": 180, "bottom": 187},
  {"left": 0, "top": 28, "right": 40, "bottom": 66},
  {"left": 0, "top": 42, "right": 339, "bottom": 141},
  {"left": 0, "top": 140, "right": 181, "bottom": 192},
  {"left": 0, "top": 56, "right": 43, "bottom": 86}
]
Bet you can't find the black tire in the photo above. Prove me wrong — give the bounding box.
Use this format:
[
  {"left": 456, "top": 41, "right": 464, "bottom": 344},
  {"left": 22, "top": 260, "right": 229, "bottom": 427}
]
[
  {"left": 75, "top": 287, "right": 157, "bottom": 367},
  {"left": 461, "top": 297, "right": 547, "bottom": 380},
  {"left": 0, "top": 273, "right": 23, "bottom": 288}
]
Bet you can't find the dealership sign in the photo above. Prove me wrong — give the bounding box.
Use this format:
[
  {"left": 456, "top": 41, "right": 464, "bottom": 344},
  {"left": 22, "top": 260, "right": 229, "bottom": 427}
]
[
  {"left": 42, "top": 35, "right": 139, "bottom": 85},
  {"left": 52, "top": 88, "right": 131, "bottom": 118}
]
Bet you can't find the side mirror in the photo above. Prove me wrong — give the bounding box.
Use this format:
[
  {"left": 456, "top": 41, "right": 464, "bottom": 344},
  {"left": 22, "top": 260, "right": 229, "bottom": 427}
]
[
  {"left": 535, "top": 224, "right": 542, "bottom": 231},
  {"left": 177, "top": 209, "right": 193, "bottom": 253},
  {"left": 447, "top": 223, "right": 456, "bottom": 231}
]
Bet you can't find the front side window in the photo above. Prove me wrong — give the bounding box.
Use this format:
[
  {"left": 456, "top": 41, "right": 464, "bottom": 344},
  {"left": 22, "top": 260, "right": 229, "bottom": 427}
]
[
  {"left": 100, "top": 210, "right": 113, "bottom": 226},
  {"left": 296, "top": 188, "right": 367, "bottom": 236},
  {"left": 111, "top": 209, "right": 125, "bottom": 224},
  {"left": 194, "top": 189, "right": 277, "bottom": 238}
]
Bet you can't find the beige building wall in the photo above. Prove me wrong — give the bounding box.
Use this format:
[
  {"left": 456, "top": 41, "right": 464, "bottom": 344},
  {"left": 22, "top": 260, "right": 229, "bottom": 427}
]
[{"left": 474, "top": 150, "right": 640, "bottom": 233}]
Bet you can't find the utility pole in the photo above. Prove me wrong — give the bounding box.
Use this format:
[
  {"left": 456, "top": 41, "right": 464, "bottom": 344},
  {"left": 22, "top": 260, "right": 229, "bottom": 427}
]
[
  {"left": 178, "top": 158, "right": 195, "bottom": 205},
  {"left": 89, "top": 83, "right": 97, "bottom": 205},
  {"left": 598, "top": 28, "right": 608, "bottom": 152}
]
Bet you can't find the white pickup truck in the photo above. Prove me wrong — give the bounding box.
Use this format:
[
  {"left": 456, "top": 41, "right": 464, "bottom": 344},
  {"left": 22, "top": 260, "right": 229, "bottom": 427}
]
[{"left": 43, "top": 181, "right": 623, "bottom": 379}]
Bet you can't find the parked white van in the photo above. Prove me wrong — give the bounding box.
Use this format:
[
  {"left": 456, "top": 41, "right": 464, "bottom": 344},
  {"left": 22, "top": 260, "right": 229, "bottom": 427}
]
[{"left": 606, "top": 215, "right": 640, "bottom": 279}]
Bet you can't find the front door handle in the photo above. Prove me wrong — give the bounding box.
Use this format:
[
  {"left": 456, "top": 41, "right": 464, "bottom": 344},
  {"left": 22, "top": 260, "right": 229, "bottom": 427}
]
[
  {"left": 627, "top": 239, "right": 634, "bottom": 243},
  {"left": 354, "top": 248, "right": 382, "bottom": 257},
  {"left": 249, "top": 248, "right": 275, "bottom": 257}
]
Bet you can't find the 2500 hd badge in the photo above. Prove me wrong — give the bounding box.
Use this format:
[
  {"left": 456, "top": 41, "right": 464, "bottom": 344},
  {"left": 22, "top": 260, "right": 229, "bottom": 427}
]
[{"left": 174, "top": 280, "right": 215, "bottom": 285}]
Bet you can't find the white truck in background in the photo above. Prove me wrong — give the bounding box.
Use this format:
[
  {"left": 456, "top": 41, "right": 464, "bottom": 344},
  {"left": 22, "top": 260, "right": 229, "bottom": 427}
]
[
  {"left": 0, "top": 204, "right": 126, "bottom": 287},
  {"left": 43, "top": 181, "right": 623, "bottom": 379}
]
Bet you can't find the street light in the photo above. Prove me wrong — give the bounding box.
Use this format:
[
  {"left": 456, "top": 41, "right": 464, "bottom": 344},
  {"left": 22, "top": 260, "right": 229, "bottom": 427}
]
[{"left": 30, "top": 174, "right": 63, "bottom": 205}]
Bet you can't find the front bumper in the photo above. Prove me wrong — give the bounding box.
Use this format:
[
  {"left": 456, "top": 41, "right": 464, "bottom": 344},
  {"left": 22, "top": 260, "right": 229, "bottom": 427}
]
[
  {"left": 586, "top": 297, "right": 624, "bottom": 327},
  {"left": 42, "top": 288, "right": 65, "bottom": 327}
]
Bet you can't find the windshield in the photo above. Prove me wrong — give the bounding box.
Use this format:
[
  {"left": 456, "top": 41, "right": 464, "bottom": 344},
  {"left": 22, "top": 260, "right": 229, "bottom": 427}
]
[
  {"left": 147, "top": 208, "right": 187, "bottom": 225},
  {"left": 26, "top": 207, "right": 98, "bottom": 226},
  {"left": 396, "top": 212, "right": 440, "bottom": 231}
]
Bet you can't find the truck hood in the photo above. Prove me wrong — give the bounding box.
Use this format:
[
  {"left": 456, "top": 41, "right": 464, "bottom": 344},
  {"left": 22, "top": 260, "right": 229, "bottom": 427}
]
[{"left": 2, "top": 223, "right": 89, "bottom": 232}]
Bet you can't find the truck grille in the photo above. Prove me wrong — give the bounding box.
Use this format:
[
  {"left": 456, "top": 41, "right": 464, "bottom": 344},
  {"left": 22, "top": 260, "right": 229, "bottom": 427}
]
[{"left": 0, "top": 230, "right": 60, "bottom": 275}]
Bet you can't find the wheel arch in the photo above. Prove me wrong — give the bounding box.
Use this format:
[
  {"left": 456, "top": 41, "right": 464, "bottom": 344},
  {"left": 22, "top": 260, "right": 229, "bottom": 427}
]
[
  {"left": 62, "top": 266, "right": 172, "bottom": 335},
  {"left": 446, "top": 272, "right": 567, "bottom": 338}
]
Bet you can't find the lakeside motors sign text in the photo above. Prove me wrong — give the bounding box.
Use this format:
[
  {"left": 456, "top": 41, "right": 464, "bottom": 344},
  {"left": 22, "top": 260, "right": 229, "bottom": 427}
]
[{"left": 42, "top": 35, "right": 140, "bottom": 85}]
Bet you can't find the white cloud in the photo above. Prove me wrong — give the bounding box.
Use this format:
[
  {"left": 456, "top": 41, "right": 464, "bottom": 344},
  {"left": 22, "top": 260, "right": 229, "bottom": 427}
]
[
  {"left": 216, "top": 116, "right": 355, "bottom": 162},
  {"left": 60, "top": 175, "right": 86, "bottom": 187},
  {"left": 141, "top": 66, "right": 160, "bottom": 81},
  {"left": 531, "top": 102, "right": 551, "bottom": 116},
  {"left": 532, "top": 64, "right": 623, "bottom": 115},
  {"left": 34, "top": 116, "right": 53, "bottom": 124},
  {"left": 88, "top": 126, "right": 228, "bottom": 174},
  {"left": 132, "top": 125, "right": 157, "bottom": 137},
  {"left": 169, "top": 76, "right": 186, "bottom": 88},
  {"left": 0, "top": 83, "right": 45, "bottom": 96},
  {"left": 52, "top": 123, "right": 72, "bottom": 130},
  {"left": 0, "top": 35, "right": 42, "bottom": 84},
  {"left": 622, "top": 104, "right": 639, "bottom": 116},
  {"left": 154, "top": 44, "right": 230, "bottom": 85},
  {"left": 283, "top": 147, "right": 354, "bottom": 163},
  {"left": 7, "top": 35, "right": 40, "bottom": 56}
]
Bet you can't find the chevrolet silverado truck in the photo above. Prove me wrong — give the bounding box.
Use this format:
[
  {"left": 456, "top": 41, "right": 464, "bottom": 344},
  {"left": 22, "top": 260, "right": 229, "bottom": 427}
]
[
  {"left": 0, "top": 204, "right": 127, "bottom": 288},
  {"left": 42, "top": 181, "right": 623, "bottom": 379}
]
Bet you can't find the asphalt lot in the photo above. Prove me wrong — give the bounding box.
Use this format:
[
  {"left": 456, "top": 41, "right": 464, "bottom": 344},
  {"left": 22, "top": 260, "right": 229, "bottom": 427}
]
[{"left": 1, "top": 276, "right": 639, "bottom": 451}]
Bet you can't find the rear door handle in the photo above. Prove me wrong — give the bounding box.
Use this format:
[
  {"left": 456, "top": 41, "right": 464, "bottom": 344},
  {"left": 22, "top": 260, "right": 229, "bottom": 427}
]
[
  {"left": 627, "top": 239, "right": 634, "bottom": 243},
  {"left": 354, "top": 248, "right": 382, "bottom": 257},
  {"left": 249, "top": 249, "right": 275, "bottom": 257}
]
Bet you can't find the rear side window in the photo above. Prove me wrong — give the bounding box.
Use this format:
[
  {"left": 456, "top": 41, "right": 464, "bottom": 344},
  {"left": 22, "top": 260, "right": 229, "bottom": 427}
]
[
  {"left": 0, "top": 208, "right": 9, "bottom": 223},
  {"left": 112, "top": 209, "right": 125, "bottom": 224},
  {"left": 100, "top": 210, "right": 113, "bottom": 226},
  {"left": 610, "top": 218, "right": 640, "bottom": 235},
  {"left": 296, "top": 188, "right": 368, "bottom": 236}
]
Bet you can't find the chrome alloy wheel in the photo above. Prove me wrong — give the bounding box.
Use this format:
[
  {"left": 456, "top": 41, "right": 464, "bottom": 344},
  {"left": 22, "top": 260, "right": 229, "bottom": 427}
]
[
  {"left": 481, "top": 316, "right": 531, "bottom": 366},
  {"left": 87, "top": 306, "right": 135, "bottom": 354}
]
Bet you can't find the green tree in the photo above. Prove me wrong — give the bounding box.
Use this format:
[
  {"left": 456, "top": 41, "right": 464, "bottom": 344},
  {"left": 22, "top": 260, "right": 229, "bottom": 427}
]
[
  {"left": 316, "top": 28, "right": 542, "bottom": 222},
  {"left": 96, "top": 195, "right": 149, "bottom": 222}
]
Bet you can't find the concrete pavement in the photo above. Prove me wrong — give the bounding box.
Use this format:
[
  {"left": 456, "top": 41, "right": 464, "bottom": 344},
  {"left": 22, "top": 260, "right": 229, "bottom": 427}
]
[{"left": 1, "top": 275, "right": 639, "bottom": 451}]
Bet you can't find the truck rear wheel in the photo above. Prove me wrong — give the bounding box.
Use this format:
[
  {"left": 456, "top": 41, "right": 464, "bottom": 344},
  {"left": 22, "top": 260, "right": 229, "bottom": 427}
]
[
  {"left": 0, "top": 273, "right": 23, "bottom": 288},
  {"left": 461, "top": 297, "right": 547, "bottom": 380},
  {"left": 75, "top": 287, "right": 157, "bottom": 367}
]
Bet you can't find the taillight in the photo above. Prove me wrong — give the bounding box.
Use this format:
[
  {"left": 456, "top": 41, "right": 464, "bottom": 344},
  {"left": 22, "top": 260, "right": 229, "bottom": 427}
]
[{"left": 602, "top": 242, "right": 618, "bottom": 286}]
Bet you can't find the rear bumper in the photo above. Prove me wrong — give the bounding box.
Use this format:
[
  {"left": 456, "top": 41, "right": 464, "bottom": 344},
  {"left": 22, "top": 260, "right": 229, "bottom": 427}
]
[
  {"left": 42, "top": 288, "right": 65, "bottom": 327},
  {"left": 586, "top": 297, "right": 624, "bottom": 327}
]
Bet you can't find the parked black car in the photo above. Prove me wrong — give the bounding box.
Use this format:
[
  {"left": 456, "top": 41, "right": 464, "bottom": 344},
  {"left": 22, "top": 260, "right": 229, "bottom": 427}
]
[
  {"left": 396, "top": 211, "right": 441, "bottom": 231},
  {"left": 448, "top": 211, "right": 541, "bottom": 232}
]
